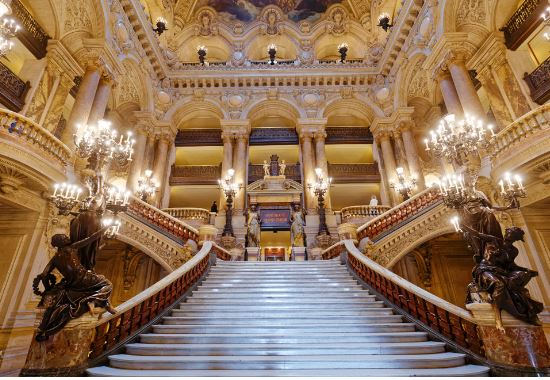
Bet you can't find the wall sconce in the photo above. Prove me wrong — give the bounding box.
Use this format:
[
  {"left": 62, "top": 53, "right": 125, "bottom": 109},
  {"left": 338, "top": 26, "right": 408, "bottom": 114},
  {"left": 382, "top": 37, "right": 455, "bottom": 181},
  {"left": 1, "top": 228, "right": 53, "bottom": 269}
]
[
  {"left": 390, "top": 167, "right": 416, "bottom": 201},
  {"left": 267, "top": 43, "right": 277, "bottom": 65},
  {"left": 153, "top": 17, "right": 167, "bottom": 35},
  {"left": 337, "top": 42, "right": 348, "bottom": 63},
  {"left": 377, "top": 13, "right": 393, "bottom": 32},
  {"left": 197, "top": 45, "right": 208, "bottom": 65}
]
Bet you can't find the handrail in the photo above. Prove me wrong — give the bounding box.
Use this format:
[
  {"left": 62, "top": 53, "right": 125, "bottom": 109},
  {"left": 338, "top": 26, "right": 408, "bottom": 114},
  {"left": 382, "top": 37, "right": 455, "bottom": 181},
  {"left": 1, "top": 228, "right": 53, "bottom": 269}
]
[
  {"left": 127, "top": 196, "right": 199, "bottom": 243},
  {"left": 321, "top": 241, "right": 347, "bottom": 260},
  {"left": 0, "top": 107, "right": 71, "bottom": 166},
  {"left": 356, "top": 187, "right": 442, "bottom": 242},
  {"left": 89, "top": 240, "right": 220, "bottom": 360},
  {"left": 338, "top": 240, "right": 485, "bottom": 357},
  {"left": 162, "top": 207, "right": 211, "bottom": 225}
]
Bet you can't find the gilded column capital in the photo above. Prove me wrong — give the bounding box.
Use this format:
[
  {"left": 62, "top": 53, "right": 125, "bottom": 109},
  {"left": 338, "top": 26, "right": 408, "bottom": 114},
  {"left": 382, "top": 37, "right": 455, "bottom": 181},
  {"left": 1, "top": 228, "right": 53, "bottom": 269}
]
[
  {"left": 299, "top": 131, "right": 314, "bottom": 141},
  {"left": 313, "top": 130, "right": 327, "bottom": 141},
  {"left": 220, "top": 119, "right": 251, "bottom": 138},
  {"left": 296, "top": 118, "right": 327, "bottom": 136},
  {"left": 396, "top": 119, "right": 415, "bottom": 133}
]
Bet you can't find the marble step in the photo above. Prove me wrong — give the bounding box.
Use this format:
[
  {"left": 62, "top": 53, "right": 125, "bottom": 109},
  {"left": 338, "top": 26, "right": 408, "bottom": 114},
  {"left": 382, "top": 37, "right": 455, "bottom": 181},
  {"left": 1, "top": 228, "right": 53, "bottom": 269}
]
[
  {"left": 163, "top": 315, "right": 404, "bottom": 325},
  {"left": 87, "top": 364, "right": 490, "bottom": 377},
  {"left": 214, "top": 262, "right": 341, "bottom": 266},
  {"left": 209, "top": 269, "right": 349, "bottom": 274},
  {"left": 201, "top": 280, "right": 360, "bottom": 286},
  {"left": 125, "top": 341, "right": 446, "bottom": 356},
  {"left": 185, "top": 294, "right": 377, "bottom": 302},
  {"left": 139, "top": 332, "right": 430, "bottom": 344},
  {"left": 170, "top": 309, "right": 395, "bottom": 318},
  {"left": 106, "top": 352, "right": 467, "bottom": 370},
  {"left": 176, "top": 302, "right": 387, "bottom": 311},
  {"left": 197, "top": 283, "right": 363, "bottom": 290}
]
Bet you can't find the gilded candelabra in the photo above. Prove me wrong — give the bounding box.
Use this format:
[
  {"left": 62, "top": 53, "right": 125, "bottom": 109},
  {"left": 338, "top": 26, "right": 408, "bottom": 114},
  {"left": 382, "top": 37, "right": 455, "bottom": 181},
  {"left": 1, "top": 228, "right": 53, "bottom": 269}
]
[{"left": 308, "top": 168, "right": 332, "bottom": 236}]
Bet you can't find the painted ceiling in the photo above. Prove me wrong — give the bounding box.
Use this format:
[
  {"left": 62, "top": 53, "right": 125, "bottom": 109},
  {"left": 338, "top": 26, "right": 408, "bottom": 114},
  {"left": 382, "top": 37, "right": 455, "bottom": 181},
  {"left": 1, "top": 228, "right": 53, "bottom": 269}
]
[{"left": 195, "top": 0, "right": 343, "bottom": 22}]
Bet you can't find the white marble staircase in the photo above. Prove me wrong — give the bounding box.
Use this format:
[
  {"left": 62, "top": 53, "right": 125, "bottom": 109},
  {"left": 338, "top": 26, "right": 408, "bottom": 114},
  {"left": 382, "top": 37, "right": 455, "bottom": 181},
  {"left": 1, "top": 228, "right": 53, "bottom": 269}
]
[{"left": 87, "top": 261, "right": 489, "bottom": 376}]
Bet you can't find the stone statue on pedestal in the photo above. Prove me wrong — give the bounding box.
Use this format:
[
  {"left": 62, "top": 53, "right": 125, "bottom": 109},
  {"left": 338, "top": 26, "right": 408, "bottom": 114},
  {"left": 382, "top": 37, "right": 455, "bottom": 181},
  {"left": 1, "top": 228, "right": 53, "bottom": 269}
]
[
  {"left": 246, "top": 204, "right": 261, "bottom": 247},
  {"left": 290, "top": 203, "right": 305, "bottom": 247},
  {"left": 263, "top": 160, "right": 270, "bottom": 177},
  {"left": 279, "top": 160, "right": 286, "bottom": 176}
]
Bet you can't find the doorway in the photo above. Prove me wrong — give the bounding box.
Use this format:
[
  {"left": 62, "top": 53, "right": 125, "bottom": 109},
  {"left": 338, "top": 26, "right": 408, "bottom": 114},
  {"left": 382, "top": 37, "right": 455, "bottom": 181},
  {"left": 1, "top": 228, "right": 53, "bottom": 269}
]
[{"left": 260, "top": 229, "right": 291, "bottom": 261}]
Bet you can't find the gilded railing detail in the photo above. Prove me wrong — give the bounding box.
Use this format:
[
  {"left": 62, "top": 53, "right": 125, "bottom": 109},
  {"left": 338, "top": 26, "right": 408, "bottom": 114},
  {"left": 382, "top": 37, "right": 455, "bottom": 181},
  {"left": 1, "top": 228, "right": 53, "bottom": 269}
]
[
  {"left": 340, "top": 205, "right": 392, "bottom": 225},
  {"left": 0, "top": 107, "right": 71, "bottom": 166},
  {"left": 0, "top": 62, "right": 30, "bottom": 112},
  {"left": 524, "top": 57, "right": 550, "bottom": 105},
  {"left": 11, "top": 0, "right": 50, "bottom": 58},
  {"left": 163, "top": 207, "right": 212, "bottom": 226},
  {"left": 500, "top": 0, "right": 547, "bottom": 50}
]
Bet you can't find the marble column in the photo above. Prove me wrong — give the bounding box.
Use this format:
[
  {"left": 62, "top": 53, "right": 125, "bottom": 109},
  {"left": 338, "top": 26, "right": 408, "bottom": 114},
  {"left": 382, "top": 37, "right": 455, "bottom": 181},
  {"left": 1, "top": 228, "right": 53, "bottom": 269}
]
[
  {"left": 62, "top": 63, "right": 102, "bottom": 146},
  {"left": 152, "top": 135, "right": 170, "bottom": 207},
  {"left": 437, "top": 70, "right": 464, "bottom": 118},
  {"left": 160, "top": 142, "right": 176, "bottom": 209},
  {"left": 399, "top": 121, "right": 426, "bottom": 190},
  {"left": 448, "top": 58, "right": 485, "bottom": 118},
  {"left": 42, "top": 75, "right": 74, "bottom": 133},
  {"left": 300, "top": 131, "right": 317, "bottom": 212},
  {"left": 87, "top": 75, "right": 113, "bottom": 125},
  {"left": 378, "top": 132, "right": 399, "bottom": 205},
  {"left": 126, "top": 125, "right": 148, "bottom": 192},
  {"left": 142, "top": 133, "right": 156, "bottom": 172},
  {"left": 373, "top": 142, "right": 391, "bottom": 206},
  {"left": 314, "top": 131, "right": 331, "bottom": 210},
  {"left": 477, "top": 69, "right": 514, "bottom": 129},
  {"left": 219, "top": 133, "right": 234, "bottom": 210},
  {"left": 232, "top": 135, "right": 248, "bottom": 212}
]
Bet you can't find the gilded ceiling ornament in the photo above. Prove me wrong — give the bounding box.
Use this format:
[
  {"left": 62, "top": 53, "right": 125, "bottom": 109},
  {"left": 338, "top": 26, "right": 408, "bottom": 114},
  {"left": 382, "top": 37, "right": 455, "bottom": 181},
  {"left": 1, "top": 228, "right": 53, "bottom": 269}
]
[
  {"left": 326, "top": 6, "right": 348, "bottom": 36},
  {"left": 260, "top": 7, "right": 282, "bottom": 35},
  {"left": 195, "top": 8, "right": 218, "bottom": 36}
]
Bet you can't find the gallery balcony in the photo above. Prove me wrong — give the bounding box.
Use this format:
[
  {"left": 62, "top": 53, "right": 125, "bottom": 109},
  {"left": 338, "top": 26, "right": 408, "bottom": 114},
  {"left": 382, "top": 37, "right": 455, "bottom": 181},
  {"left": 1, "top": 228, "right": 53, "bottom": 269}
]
[
  {"left": 524, "top": 56, "right": 550, "bottom": 105},
  {"left": 169, "top": 165, "right": 221, "bottom": 186},
  {"left": 10, "top": 0, "right": 50, "bottom": 58},
  {"left": 0, "top": 62, "right": 30, "bottom": 112},
  {"left": 500, "top": 0, "right": 548, "bottom": 50}
]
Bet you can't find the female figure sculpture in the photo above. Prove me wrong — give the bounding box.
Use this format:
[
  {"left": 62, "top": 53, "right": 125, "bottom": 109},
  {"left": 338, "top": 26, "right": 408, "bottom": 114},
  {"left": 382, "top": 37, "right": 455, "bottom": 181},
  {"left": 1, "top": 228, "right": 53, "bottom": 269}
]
[
  {"left": 246, "top": 204, "right": 261, "bottom": 247},
  {"left": 33, "top": 226, "right": 116, "bottom": 341},
  {"left": 290, "top": 203, "right": 305, "bottom": 247}
]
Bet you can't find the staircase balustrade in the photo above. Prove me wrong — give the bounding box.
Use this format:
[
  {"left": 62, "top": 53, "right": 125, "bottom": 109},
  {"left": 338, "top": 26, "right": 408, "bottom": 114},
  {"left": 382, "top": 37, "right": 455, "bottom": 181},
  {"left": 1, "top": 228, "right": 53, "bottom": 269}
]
[
  {"left": 127, "top": 197, "right": 199, "bottom": 243},
  {"left": 0, "top": 107, "right": 71, "bottom": 166},
  {"left": 356, "top": 188, "right": 442, "bottom": 242},
  {"left": 88, "top": 241, "right": 229, "bottom": 362},
  {"left": 340, "top": 205, "right": 392, "bottom": 224},
  {"left": 162, "top": 207, "right": 212, "bottom": 226}
]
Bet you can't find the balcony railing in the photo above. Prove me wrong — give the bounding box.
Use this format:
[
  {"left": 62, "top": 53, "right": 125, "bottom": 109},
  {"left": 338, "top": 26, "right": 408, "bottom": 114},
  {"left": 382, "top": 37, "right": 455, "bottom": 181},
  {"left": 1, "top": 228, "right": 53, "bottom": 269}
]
[
  {"left": 500, "top": 0, "right": 548, "bottom": 50},
  {"left": 0, "top": 62, "right": 29, "bottom": 112},
  {"left": 170, "top": 165, "right": 221, "bottom": 185},
  {"left": 0, "top": 107, "right": 71, "bottom": 167},
  {"left": 10, "top": 0, "right": 50, "bottom": 58},
  {"left": 328, "top": 163, "right": 380, "bottom": 183},
  {"left": 163, "top": 207, "right": 212, "bottom": 227},
  {"left": 340, "top": 205, "right": 392, "bottom": 225},
  {"left": 524, "top": 56, "right": 550, "bottom": 105}
]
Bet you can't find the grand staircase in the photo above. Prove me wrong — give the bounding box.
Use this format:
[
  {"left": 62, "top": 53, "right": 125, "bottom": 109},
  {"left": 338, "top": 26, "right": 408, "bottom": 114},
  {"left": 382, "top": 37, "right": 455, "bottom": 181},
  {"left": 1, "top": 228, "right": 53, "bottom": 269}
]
[{"left": 87, "top": 260, "right": 489, "bottom": 376}]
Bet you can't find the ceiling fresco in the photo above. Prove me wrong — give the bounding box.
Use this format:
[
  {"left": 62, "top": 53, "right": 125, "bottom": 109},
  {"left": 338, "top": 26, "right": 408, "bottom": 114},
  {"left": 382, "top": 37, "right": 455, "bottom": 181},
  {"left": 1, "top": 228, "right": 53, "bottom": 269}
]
[{"left": 196, "top": 0, "right": 343, "bottom": 23}]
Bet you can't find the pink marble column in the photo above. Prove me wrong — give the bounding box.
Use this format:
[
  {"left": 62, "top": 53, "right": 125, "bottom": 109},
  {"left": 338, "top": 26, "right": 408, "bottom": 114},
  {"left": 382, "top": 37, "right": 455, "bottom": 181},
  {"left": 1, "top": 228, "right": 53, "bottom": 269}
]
[
  {"left": 448, "top": 59, "right": 485, "bottom": 118},
  {"left": 437, "top": 70, "right": 464, "bottom": 118},
  {"left": 399, "top": 122, "right": 426, "bottom": 190},
  {"left": 374, "top": 142, "right": 391, "bottom": 206},
  {"left": 87, "top": 75, "right": 113, "bottom": 125},
  {"left": 219, "top": 133, "right": 234, "bottom": 209},
  {"left": 300, "top": 132, "right": 317, "bottom": 212},
  {"left": 152, "top": 135, "right": 170, "bottom": 207},
  {"left": 62, "top": 64, "right": 102, "bottom": 146},
  {"left": 142, "top": 133, "right": 156, "bottom": 172},
  {"left": 232, "top": 135, "right": 248, "bottom": 212},
  {"left": 378, "top": 132, "right": 399, "bottom": 205},
  {"left": 314, "top": 131, "right": 331, "bottom": 210}
]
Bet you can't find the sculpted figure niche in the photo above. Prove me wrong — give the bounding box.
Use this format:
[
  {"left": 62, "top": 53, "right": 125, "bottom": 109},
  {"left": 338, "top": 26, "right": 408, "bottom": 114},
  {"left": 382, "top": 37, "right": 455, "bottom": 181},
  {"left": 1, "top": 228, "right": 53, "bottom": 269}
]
[
  {"left": 260, "top": 8, "right": 282, "bottom": 35},
  {"left": 195, "top": 9, "right": 218, "bottom": 36}
]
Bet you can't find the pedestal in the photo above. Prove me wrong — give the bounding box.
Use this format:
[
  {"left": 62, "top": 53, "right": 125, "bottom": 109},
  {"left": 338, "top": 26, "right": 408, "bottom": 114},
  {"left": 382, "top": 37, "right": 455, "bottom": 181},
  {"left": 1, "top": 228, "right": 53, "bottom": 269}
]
[
  {"left": 246, "top": 247, "right": 261, "bottom": 261},
  {"left": 309, "top": 247, "right": 323, "bottom": 260},
  {"left": 198, "top": 224, "right": 218, "bottom": 246},
  {"left": 291, "top": 247, "right": 306, "bottom": 261}
]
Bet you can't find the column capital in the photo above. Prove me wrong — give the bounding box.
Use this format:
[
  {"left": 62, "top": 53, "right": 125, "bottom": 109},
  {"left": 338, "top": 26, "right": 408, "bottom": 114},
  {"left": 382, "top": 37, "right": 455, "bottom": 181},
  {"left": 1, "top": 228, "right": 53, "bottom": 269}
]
[
  {"left": 313, "top": 130, "right": 327, "bottom": 141},
  {"left": 220, "top": 119, "right": 251, "bottom": 138},
  {"left": 296, "top": 118, "right": 327, "bottom": 135},
  {"left": 396, "top": 119, "right": 415, "bottom": 133}
]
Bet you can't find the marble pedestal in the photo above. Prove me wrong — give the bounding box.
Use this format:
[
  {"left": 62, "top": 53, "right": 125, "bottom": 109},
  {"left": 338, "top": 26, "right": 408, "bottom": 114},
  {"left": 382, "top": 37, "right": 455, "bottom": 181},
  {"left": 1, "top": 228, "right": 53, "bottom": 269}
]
[
  {"left": 309, "top": 247, "right": 323, "bottom": 260},
  {"left": 246, "top": 247, "right": 261, "bottom": 261},
  {"left": 291, "top": 247, "right": 306, "bottom": 261}
]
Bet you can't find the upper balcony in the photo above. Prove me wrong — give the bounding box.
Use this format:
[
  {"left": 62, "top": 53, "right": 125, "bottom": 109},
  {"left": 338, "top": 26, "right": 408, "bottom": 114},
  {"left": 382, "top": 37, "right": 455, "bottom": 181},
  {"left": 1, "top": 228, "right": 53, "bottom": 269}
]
[
  {"left": 0, "top": 62, "right": 29, "bottom": 112},
  {"left": 524, "top": 56, "right": 550, "bottom": 105},
  {"left": 10, "top": 0, "right": 50, "bottom": 59},
  {"left": 500, "top": 0, "right": 548, "bottom": 50}
]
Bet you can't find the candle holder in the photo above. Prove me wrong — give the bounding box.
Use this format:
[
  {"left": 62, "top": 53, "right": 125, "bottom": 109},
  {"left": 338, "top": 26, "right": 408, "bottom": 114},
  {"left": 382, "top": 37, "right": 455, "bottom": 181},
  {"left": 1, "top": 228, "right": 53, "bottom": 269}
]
[
  {"left": 390, "top": 167, "right": 416, "bottom": 201},
  {"left": 377, "top": 13, "right": 393, "bottom": 32},
  {"left": 102, "top": 216, "right": 121, "bottom": 239},
  {"left": 308, "top": 168, "right": 332, "bottom": 236},
  {"left": 435, "top": 174, "right": 470, "bottom": 209},
  {"left": 338, "top": 42, "right": 348, "bottom": 63},
  {"left": 136, "top": 169, "right": 158, "bottom": 202},
  {"left": 498, "top": 172, "right": 526, "bottom": 207},
  {"left": 153, "top": 17, "right": 168, "bottom": 35},
  {"left": 197, "top": 45, "right": 207, "bottom": 66},
  {"left": 267, "top": 44, "right": 277, "bottom": 65},
  {"left": 0, "top": 2, "right": 20, "bottom": 57},
  {"left": 105, "top": 185, "right": 131, "bottom": 214},
  {"left": 51, "top": 183, "right": 83, "bottom": 215},
  {"left": 218, "top": 169, "right": 242, "bottom": 237}
]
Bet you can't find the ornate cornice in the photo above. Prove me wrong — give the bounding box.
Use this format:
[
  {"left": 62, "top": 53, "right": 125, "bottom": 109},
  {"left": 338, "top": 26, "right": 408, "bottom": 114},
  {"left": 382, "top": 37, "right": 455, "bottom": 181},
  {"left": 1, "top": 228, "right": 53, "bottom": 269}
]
[
  {"left": 467, "top": 33, "right": 508, "bottom": 78},
  {"left": 422, "top": 32, "right": 476, "bottom": 79}
]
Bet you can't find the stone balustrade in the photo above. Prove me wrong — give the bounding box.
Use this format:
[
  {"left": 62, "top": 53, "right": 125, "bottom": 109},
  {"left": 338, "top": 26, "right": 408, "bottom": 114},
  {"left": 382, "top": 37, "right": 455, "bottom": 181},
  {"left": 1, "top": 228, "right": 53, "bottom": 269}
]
[
  {"left": 340, "top": 205, "right": 392, "bottom": 225},
  {"left": 162, "top": 207, "right": 212, "bottom": 227},
  {"left": 0, "top": 107, "right": 71, "bottom": 167},
  {"left": 127, "top": 196, "right": 199, "bottom": 243},
  {"left": 356, "top": 187, "right": 442, "bottom": 243}
]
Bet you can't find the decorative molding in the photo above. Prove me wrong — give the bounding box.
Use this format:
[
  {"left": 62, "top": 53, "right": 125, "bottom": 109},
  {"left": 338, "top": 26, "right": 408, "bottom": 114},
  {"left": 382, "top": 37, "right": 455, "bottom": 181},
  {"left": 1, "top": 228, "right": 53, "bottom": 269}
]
[
  {"left": 175, "top": 129, "right": 222, "bottom": 146},
  {"left": 248, "top": 163, "right": 301, "bottom": 184},
  {"left": 170, "top": 165, "right": 221, "bottom": 185},
  {"left": 249, "top": 128, "right": 298, "bottom": 145},
  {"left": 328, "top": 163, "right": 380, "bottom": 183},
  {"left": 325, "top": 127, "right": 373, "bottom": 144}
]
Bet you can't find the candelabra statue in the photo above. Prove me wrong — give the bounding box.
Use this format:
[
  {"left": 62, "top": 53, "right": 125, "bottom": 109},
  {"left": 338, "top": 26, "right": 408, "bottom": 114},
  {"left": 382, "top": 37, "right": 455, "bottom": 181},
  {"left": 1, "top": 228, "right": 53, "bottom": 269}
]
[
  {"left": 197, "top": 45, "right": 207, "bottom": 66},
  {"left": 34, "top": 119, "right": 135, "bottom": 340},
  {"left": 268, "top": 43, "right": 277, "bottom": 65},
  {"left": 390, "top": 167, "right": 416, "bottom": 201},
  {"left": 338, "top": 42, "right": 348, "bottom": 63},
  {"left": 426, "top": 114, "right": 542, "bottom": 328},
  {"left": 136, "top": 169, "right": 158, "bottom": 203},
  {"left": 308, "top": 168, "right": 332, "bottom": 237},
  {"left": 218, "top": 168, "right": 241, "bottom": 238}
]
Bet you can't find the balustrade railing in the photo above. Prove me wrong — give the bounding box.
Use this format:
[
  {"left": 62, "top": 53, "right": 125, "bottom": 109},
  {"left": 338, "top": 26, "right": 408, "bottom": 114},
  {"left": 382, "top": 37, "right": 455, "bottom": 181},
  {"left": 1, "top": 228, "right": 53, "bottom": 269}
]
[
  {"left": 163, "top": 207, "right": 212, "bottom": 226},
  {"left": 500, "top": 0, "right": 547, "bottom": 50},
  {"left": 335, "top": 240, "right": 485, "bottom": 357},
  {"left": 328, "top": 163, "right": 380, "bottom": 183},
  {"left": 356, "top": 188, "right": 442, "bottom": 242},
  {"left": 493, "top": 103, "right": 550, "bottom": 157},
  {"left": 127, "top": 197, "right": 199, "bottom": 243},
  {"left": 88, "top": 240, "right": 228, "bottom": 362},
  {"left": 170, "top": 165, "right": 221, "bottom": 185},
  {"left": 340, "top": 205, "right": 392, "bottom": 224},
  {"left": 524, "top": 57, "right": 550, "bottom": 105},
  {"left": 10, "top": 0, "right": 49, "bottom": 58},
  {"left": 0, "top": 107, "right": 71, "bottom": 166},
  {"left": 0, "top": 62, "right": 30, "bottom": 112}
]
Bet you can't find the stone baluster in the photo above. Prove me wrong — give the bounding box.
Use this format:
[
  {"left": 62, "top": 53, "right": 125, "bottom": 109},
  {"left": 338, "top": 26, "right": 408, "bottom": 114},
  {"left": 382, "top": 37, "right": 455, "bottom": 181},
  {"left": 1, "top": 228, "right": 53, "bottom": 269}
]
[
  {"left": 87, "top": 74, "right": 114, "bottom": 125},
  {"left": 398, "top": 120, "right": 426, "bottom": 190},
  {"left": 447, "top": 57, "right": 485, "bottom": 118},
  {"left": 61, "top": 59, "right": 102, "bottom": 147}
]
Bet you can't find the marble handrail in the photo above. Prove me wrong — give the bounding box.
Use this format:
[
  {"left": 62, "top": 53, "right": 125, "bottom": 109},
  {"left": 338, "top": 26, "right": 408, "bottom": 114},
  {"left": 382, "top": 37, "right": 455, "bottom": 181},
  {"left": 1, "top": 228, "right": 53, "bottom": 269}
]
[
  {"left": 127, "top": 196, "right": 199, "bottom": 243},
  {"left": 89, "top": 241, "right": 218, "bottom": 360},
  {"left": 492, "top": 103, "right": 550, "bottom": 157},
  {"left": 356, "top": 187, "right": 442, "bottom": 242},
  {"left": 162, "top": 207, "right": 211, "bottom": 225},
  {"left": 337, "top": 240, "right": 485, "bottom": 356},
  {"left": 340, "top": 205, "right": 392, "bottom": 223},
  {"left": 0, "top": 107, "right": 71, "bottom": 166}
]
